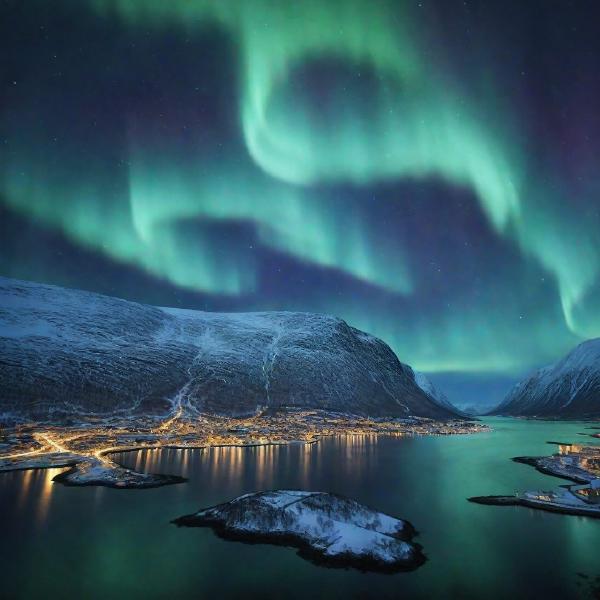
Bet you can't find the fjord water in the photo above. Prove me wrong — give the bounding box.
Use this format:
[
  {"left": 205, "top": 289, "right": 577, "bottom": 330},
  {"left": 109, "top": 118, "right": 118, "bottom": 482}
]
[{"left": 1, "top": 418, "right": 599, "bottom": 599}]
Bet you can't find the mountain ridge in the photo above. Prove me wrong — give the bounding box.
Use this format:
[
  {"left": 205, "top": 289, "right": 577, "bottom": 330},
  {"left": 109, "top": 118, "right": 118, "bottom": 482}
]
[
  {"left": 493, "top": 338, "right": 600, "bottom": 418},
  {"left": 0, "top": 276, "right": 460, "bottom": 421}
]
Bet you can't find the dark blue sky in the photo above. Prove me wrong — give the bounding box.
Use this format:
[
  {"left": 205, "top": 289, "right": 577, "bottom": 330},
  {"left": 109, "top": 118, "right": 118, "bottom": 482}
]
[{"left": 2, "top": 0, "right": 600, "bottom": 408}]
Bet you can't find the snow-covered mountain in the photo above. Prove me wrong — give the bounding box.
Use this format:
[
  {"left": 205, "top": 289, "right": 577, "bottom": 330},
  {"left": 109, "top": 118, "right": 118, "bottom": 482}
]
[
  {"left": 0, "top": 277, "right": 460, "bottom": 421},
  {"left": 494, "top": 339, "right": 600, "bottom": 418}
]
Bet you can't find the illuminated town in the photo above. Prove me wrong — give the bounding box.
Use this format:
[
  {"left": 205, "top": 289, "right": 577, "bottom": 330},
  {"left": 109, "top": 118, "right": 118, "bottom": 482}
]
[{"left": 0, "top": 410, "right": 489, "bottom": 488}]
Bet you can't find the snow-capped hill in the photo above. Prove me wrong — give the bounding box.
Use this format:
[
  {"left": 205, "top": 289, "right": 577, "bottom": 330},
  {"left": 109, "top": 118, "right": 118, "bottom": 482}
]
[
  {"left": 0, "top": 277, "right": 460, "bottom": 421},
  {"left": 494, "top": 338, "right": 600, "bottom": 417}
]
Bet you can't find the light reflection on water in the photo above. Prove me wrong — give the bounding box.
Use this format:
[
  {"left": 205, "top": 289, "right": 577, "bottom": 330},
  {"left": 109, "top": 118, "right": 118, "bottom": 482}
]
[
  {"left": 1, "top": 420, "right": 599, "bottom": 599},
  {"left": 127, "top": 435, "right": 381, "bottom": 491},
  {"left": 9, "top": 467, "right": 67, "bottom": 524}
]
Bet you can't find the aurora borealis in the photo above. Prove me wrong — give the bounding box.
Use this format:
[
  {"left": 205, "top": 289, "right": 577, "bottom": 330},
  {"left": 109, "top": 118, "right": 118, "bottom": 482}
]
[{"left": 2, "top": 0, "right": 600, "bottom": 406}]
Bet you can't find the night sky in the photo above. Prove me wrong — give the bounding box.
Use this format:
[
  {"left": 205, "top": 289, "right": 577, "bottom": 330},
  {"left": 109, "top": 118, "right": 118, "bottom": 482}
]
[{"left": 2, "top": 1, "right": 600, "bottom": 408}]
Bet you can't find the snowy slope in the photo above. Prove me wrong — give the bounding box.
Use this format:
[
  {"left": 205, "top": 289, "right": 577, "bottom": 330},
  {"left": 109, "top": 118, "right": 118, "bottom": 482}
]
[
  {"left": 174, "top": 490, "right": 424, "bottom": 571},
  {"left": 0, "top": 277, "right": 459, "bottom": 421},
  {"left": 412, "top": 370, "right": 463, "bottom": 414},
  {"left": 495, "top": 339, "right": 600, "bottom": 417}
]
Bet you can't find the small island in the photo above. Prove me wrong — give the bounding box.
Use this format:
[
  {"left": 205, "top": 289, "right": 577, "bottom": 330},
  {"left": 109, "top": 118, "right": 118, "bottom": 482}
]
[
  {"left": 173, "top": 490, "right": 426, "bottom": 572},
  {"left": 469, "top": 443, "right": 600, "bottom": 518}
]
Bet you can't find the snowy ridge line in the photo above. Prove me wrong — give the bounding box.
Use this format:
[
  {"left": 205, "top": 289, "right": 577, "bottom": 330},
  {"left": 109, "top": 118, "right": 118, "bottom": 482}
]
[
  {"left": 495, "top": 338, "right": 600, "bottom": 417},
  {"left": 0, "top": 276, "right": 461, "bottom": 421}
]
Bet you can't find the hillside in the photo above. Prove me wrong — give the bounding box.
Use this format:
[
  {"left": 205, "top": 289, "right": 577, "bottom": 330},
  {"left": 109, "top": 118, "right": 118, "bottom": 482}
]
[{"left": 0, "top": 277, "right": 460, "bottom": 421}]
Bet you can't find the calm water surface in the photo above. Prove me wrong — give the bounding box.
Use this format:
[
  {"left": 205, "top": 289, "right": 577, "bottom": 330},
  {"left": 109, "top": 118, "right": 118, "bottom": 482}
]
[{"left": 1, "top": 418, "right": 599, "bottom": 599}]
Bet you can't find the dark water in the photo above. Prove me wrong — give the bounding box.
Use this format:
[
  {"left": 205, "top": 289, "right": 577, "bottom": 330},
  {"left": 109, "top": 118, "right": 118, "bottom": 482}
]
[{"left": 1, "top": 418, "right": 599, "bottom": 599}]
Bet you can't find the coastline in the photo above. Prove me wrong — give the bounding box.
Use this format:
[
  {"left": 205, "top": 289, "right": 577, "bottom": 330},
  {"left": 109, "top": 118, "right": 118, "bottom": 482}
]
[
  {"left": 469, "top": 443, "right": 600, "bottom": 519},
  {"left": 469, "top": 494, "right": 600, "bottom": 519},
  {"left": 0, "top": 411, "right": 489, "bottom": 489}
]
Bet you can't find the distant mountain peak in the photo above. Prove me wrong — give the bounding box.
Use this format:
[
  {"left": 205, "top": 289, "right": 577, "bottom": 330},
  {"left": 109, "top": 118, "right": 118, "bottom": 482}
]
[{"left": 494, "top": 338, "right": 600, "bottom": 418}]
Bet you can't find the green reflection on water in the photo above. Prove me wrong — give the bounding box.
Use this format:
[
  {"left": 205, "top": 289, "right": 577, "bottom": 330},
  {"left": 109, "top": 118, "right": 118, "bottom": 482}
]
[{"left": 0, "top": 418, "right": 599, "bottom": 599}]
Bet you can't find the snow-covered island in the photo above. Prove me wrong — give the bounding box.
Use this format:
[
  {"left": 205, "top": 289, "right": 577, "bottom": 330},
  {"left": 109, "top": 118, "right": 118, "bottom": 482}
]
[
  {"left": 469, "top": 443, "right": 600, "bottom": 518},
  {"left": 173, "top": 490, "right": 425, "bottom": 572}
]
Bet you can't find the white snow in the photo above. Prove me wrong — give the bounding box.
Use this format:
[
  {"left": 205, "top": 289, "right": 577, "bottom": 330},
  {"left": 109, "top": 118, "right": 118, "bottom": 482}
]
[
  {"left": 0, "top": 276, "right": 459, "bottom": 420},
  {"left": 498, "top": 338, "right": 600, "bottom": 415},
  {"left": 194, "top": 490, "right": 416, "bottom": 566}
]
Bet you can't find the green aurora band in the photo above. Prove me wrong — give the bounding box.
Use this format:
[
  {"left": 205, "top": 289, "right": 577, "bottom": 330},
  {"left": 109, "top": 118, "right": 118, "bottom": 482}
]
[{"left": 2, "top": 0, "right": 599, "bottom": 375}]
